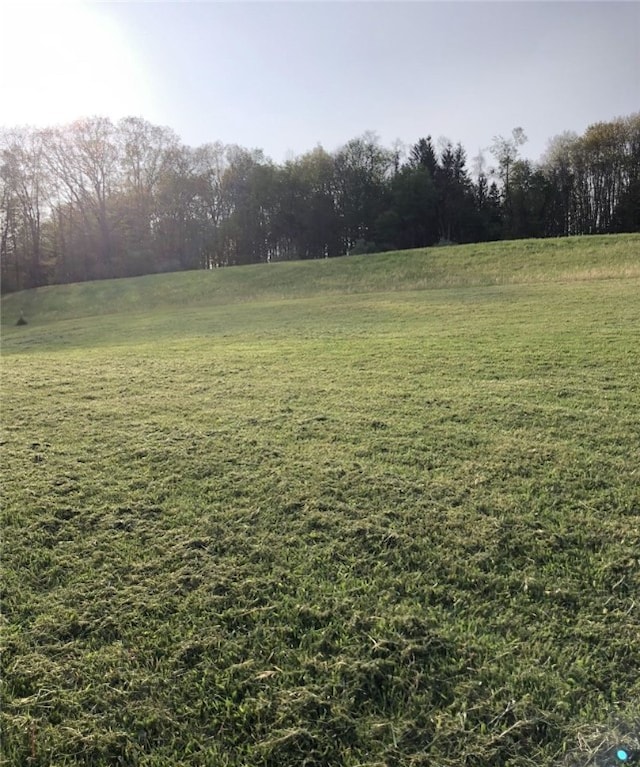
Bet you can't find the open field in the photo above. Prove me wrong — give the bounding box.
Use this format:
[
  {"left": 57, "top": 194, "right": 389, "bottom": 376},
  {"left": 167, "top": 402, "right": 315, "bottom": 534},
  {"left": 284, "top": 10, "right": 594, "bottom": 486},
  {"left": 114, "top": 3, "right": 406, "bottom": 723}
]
[{"left": 2, "top": 235, "right": 639, "bottom": 766}]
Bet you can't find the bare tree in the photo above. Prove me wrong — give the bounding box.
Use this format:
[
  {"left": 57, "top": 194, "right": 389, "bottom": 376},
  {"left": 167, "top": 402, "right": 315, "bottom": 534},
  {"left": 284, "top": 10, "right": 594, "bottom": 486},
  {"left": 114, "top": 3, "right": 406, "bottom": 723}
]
[
  {"left": 0, "top": 127, "right": 50, "bottom": 290},
  {"left": 490, "top": 127, "right": 528, "bottom": 196}
]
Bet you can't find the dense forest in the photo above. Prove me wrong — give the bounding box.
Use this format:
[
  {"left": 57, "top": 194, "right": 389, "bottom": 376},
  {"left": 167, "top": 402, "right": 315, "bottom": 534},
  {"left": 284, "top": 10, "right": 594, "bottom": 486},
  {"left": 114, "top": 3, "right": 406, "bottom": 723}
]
[{"left": 1, "top": 113, "right": 638, "bottom": 293}]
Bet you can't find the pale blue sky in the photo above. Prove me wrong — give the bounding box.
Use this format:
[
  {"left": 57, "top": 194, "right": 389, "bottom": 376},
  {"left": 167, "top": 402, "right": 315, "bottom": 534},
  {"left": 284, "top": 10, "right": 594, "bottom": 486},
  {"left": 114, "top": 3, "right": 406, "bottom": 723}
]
[{"left": 2, "top": 1, "right": 638, "bottom": 165}]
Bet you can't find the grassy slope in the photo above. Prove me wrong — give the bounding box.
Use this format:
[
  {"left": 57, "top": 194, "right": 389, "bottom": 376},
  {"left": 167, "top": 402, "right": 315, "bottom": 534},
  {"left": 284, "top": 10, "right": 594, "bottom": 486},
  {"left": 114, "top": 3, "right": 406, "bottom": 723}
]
[
  {"left": 1, "top": 235, "right": 639, "bottom": 766},
  {"left": 3, "top": 234, "right": 639, "bottom": 328}
]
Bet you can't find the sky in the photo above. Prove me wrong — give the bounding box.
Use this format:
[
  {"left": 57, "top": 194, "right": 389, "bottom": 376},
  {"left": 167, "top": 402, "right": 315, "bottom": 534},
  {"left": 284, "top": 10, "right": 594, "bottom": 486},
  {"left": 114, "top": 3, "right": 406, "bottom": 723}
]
[{"left": 1, "top": 0, "right": 638, "bottom": 166}]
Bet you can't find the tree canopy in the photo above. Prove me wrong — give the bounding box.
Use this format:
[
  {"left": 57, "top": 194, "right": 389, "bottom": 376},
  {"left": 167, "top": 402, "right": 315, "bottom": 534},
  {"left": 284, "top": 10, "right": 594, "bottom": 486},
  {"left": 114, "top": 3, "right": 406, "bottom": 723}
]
[{"left": 1, "top": 113, "right": 638, "bottom": 293}]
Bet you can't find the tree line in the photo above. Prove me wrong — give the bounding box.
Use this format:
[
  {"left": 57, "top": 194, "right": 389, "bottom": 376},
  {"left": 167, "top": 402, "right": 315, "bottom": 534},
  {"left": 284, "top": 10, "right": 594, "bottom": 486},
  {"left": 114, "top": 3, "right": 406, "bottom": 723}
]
[{"left": 1, "top": 113, "right": 638, "bottom": 293}]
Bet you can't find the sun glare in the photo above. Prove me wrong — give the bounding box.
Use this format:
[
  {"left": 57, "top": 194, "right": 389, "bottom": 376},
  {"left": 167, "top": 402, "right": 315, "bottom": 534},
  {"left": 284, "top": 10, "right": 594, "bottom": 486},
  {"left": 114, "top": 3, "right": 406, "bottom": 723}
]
[{"left": 0, "top": 1, "right": 154, "bottom": 127}]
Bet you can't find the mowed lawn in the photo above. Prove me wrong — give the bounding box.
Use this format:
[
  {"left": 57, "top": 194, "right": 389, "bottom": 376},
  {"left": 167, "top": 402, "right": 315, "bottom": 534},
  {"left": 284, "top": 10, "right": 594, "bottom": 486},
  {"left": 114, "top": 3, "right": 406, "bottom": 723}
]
[{"left": 1, "top": 236, "right": 639, "bottom": 766}]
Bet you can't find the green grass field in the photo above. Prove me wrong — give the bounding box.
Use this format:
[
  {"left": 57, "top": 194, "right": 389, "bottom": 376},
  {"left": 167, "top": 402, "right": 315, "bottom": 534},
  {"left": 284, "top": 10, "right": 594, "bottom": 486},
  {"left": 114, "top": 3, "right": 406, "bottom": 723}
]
[{"left": 2, "top": 235, "right": 639, "bottom": 766}]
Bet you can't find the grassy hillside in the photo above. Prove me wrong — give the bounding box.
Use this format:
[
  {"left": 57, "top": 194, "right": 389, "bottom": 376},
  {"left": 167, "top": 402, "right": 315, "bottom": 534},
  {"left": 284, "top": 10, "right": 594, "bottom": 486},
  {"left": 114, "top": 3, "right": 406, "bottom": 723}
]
[
  {"left": 2, "top": 233, "right": 639, "bottom": 332},
  {"left": 2, "top": 235, "right": 639, "bottom": 766}
]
